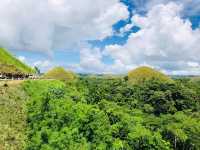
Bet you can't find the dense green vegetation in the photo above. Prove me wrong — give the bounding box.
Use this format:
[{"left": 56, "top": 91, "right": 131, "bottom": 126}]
[
  {"left": 21, "top": 75, "right": 200, "bottom": 150},
  {"left": 0, "top": 48, "right": 34, "bottom": 73},
  {"left": 0, "top": 64, "right": 199, "bottom": 150}
]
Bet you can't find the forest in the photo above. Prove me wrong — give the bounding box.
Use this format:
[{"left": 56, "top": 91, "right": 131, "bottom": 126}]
[
  {"left": 0, "top": 0, "right": 200, "bottom": 149},
  {"left": 1, "top": 70, "right": 200, "bottom": 150}
]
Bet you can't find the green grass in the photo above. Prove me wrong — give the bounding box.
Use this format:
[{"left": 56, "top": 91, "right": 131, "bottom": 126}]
[
  {"left": 128, "top": 66, "right": 173, "bottom": 84},
  {"left": 0, "top": 48, "right": 35, "bottom": 73},
  {"left": 0, "top": 82, "right": 27, "bottom": 150},
  {"left": 43, "top": 67, "right": 76, "bottom": 81},
  {"left": 23, "top": 80, "right": 66, "bottom": 97}
]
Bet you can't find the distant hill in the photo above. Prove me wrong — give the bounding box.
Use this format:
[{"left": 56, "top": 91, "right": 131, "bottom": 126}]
[
  {"left": 128, "top": 66, "right": 173, "bottom": 84},
  {"left": 0, "top": 48, "right": 34, "bottom": 74},
  {"left": 189, "top": 76, "right": 200, "bottom": 83},
  {"left": 43, "top": 67, "right": 76, "bottom": 81}
]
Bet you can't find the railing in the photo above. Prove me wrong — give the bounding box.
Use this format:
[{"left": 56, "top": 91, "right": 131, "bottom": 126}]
[{"left": 0, "top": 73, "right": 39, "bottom": 80}]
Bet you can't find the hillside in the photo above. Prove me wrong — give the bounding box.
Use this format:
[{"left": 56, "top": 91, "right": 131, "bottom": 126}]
[
  {"left": 0, "top": 83, "right": 27, "bottom": 149},
  {"left": 0, "top": 74, "right": 200, "bottom": 149},
  {"left": 128, "top": 66, "right": 173, "bottom": 84},
  {"left": 0, "top": 48, "right": 34, "bottom": 74},
  {"left": 43, "top": 67, "right": 76, "bottom": 81}
]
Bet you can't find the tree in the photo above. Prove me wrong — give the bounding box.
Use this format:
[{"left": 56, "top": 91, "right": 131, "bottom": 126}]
[{"left": 34, "top": 66, "right": 40, "bottom": 75}]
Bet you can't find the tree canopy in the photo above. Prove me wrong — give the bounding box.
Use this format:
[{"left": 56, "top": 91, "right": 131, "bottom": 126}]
[{"left": 22, "top": 75, "right": 200, "bottom": 150}]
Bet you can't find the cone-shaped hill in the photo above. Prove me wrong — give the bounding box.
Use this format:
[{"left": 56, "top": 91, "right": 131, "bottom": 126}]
[
  {"left": 128, "top": 66, "right": 173, "bottom": 84},
  {"left": 43, "top": 67, "right": 76, "bottom": 81},
  {"left": 0, "top": 48, "right": 35, "bottom": 74}
]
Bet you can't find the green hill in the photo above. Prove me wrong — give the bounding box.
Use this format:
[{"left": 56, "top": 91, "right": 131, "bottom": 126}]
[
  {"left": 128, "top": 66, "right": 173, "bottom": 84},
  {"left": 43, "top": 67, "right": 76, "bottom": 81},
  {"left": 0, "top": 48, "right": 34, "bottom": 74}
]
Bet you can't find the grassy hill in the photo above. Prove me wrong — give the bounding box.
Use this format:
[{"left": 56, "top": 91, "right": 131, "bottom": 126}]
[
  {"left": 0, "top": 48, "right": 34, "bottom": 74},
  {"left": 43, "top": 67, "right": 76, "bottom": 81},
  {"left": 128, "top": 66, "right": 173, "bottom": 84}
]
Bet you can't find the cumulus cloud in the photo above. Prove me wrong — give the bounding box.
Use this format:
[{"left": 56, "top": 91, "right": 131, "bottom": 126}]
[
  {"left": 76, "top": 47, "right": 133, "bottom": 74},
  {"left": 18, "top": 56, "right": 26, "bottom": 62},
  {"left": 32, "top": 60, "right": 53, "bottom": 72},
  {"left": 104, "top": 2, "right": 200, "bottom": 74},
  {"left": 79, "top": 48, "right": 105, "bottom": 73},
  {"left": 131, "top": 0, "right": 200, "bottom": 17},
  {"left": 0, "top": 0, "right": 129, "bottom": 53},
  {"left": 33, "top": 60, "right": 51, "bottom": 68},
  {"left": 2, "top": 0, "right": 200, "bottom": 75},
  {"left": 17, "top": 55, "right": 54, "bottom": 72}
]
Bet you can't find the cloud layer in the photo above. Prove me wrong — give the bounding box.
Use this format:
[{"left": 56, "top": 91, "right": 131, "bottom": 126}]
[
  {"left": 0, "top": 0, "right": 128, "bottom": 52},
  {"left": 96, "top": 2, "right": 200, "bottom": 74},
  {"left": 131, "top": 0, "right": 200, "bottom": 17},
  {"left": 1, "top": 0, "right": 200, "bottom": 75}
]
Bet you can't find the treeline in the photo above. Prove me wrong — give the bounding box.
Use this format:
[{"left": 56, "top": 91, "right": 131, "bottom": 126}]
[{"left": 23, "top": 77, "right": 200, "bottom": 150}]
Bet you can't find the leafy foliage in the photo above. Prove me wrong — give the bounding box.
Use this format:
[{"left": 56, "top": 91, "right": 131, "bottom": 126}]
[
  {"left": 23, "top": 76, "right": 200, "bottom": 150},
  {"left": 1, "top": 49, "right": 199, "bottom": 150}
]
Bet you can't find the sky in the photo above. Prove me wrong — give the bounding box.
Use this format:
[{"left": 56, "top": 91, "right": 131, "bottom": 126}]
[{"left": 1, "top": 0, "right": 200, "bottom": 75}]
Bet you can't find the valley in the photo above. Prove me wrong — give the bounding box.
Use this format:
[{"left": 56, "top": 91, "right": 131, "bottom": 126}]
[{"left": 0, "top": 48, "right": 200, "bottom": 150}]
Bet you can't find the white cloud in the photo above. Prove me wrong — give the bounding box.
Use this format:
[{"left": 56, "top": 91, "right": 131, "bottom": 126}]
[
  {"left": 187, "top": 61, "right": 200, "bottom": 68},
  {"left": 77, "top": 47, "right": 135, "bottom": 74},
  {"left": 33, "top": 60, "right": 51, "bottom": 68},
  {"left": 78, "top": 48, "right": 108, "bottom": 73},
  {"left": 0, "top": 0, "right": 129, "bottom": 53},
  {"left": 18, "top": 56, "right": 26, "bottom": 62},
  {"left": 104, "top": 2, "right": 200, "bottom": 75},
  {"left": 2, "top": 0, "right": 200, "bottom": 75},
  {"left": 18, "top": 56, "right": 52, "bottom": 72},
  {"left": 131, "top": 0, "right": 200, "bottom": 17}
]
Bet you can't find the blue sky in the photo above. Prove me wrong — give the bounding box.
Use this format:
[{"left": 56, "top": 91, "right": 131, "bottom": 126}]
[{"left": 1, "top": 0, "right": 200, "bottom": 74}]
